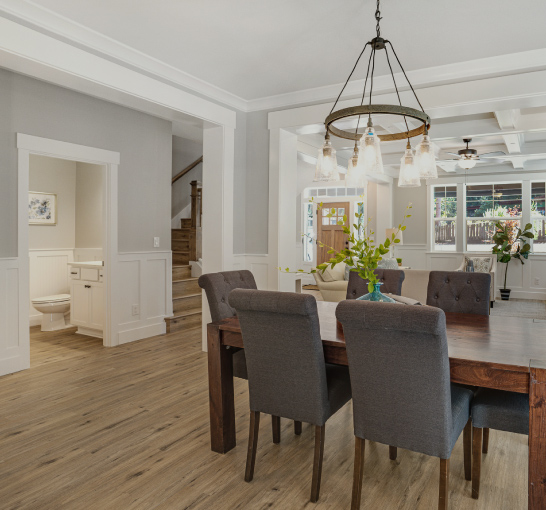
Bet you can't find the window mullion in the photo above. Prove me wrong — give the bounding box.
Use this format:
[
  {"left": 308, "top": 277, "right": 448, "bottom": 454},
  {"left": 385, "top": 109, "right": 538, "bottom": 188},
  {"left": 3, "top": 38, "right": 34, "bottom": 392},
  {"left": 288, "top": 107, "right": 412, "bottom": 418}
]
[
  {"left": 457, "top": 182, "right": 465, "bottom": 253},
  {"left": 522, "top": 179, "right": 531, "bottom": 249}
]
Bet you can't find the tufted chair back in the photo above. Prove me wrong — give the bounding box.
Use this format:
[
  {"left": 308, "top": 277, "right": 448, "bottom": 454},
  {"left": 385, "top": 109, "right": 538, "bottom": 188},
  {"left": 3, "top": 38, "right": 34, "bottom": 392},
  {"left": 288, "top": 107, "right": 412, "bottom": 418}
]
[
  {"left": 346, "top": 269, "right": 405, "bottom": 300},
  {"left": 426, "top": 271, "right": 490, "bottom": 315},
  {"left": 198, "top": 270, "right": 257, "bottom": 322}
]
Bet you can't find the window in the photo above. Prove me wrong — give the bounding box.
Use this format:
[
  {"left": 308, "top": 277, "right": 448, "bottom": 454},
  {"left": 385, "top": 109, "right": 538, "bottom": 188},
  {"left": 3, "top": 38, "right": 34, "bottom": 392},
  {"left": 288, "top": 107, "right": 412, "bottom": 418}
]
[
  {"left": 532, "top": 182, "right": 546, "bottom": 252},
  {"left": 303, "top": 203, "right": 314, "bottom": 262},
  {"left": 466, "top": 183, "right": 522, "bottom": 252},
  {"left": 433, "top": 186, "right": 457, "bottom": 251},
  {"left": 321, "top": 206, "right": 345, "bottom": 226}
]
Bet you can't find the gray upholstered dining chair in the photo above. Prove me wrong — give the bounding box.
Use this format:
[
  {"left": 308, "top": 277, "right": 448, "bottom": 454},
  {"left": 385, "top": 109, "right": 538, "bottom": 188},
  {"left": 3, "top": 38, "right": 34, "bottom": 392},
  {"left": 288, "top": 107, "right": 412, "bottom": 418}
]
[
  {"left": 470, "top": 388, "right": 529, "bottom": 499},
  {"left": 346, "top": 268, "right": 405, "bottom": 300},
  {"left": 198, "top": 270, "right": 299, "bottom": 442},
  {"left": 426, "top": 271, "right": 491, "bottom": 315},
  {"left": 336, "top": 300, "right": 473, "bottom": 510},
  {"left": 229, "top": 289, "right": 352, "bottom": 503}
]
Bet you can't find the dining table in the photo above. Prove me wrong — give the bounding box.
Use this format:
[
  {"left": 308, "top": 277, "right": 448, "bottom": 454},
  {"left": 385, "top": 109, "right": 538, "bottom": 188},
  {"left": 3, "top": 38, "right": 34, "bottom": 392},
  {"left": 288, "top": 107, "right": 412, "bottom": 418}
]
[{"left": 206, "top": 300, "right": 546, "bottom": 510}]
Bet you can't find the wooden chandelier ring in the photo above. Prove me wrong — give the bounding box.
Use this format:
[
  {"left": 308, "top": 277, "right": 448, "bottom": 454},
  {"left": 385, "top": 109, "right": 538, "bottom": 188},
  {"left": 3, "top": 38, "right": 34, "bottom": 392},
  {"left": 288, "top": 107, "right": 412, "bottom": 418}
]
[{"left": 325, "top": 104, "right": 431, "bottom": 142}]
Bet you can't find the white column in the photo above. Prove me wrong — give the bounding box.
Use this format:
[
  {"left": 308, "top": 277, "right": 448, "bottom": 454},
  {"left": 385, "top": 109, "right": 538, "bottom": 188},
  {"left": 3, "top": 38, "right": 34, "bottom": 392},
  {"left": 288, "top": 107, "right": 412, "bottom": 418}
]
[
  {"left": 268, "top": 128, "right": 298, "bottom": 291},
  {"left": 456, "top": 182, "right": 465, "bottom": 253},
  {"left": 201, "top": 124, "right": 235, "bottom": 349}
]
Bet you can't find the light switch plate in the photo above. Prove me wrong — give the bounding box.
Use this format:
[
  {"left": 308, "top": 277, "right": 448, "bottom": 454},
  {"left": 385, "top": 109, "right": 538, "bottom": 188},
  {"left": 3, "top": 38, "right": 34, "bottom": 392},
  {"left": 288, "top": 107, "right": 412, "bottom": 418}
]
[
  {"left": 132, "top": 304, "right": 139, "bottom": 316},
  {"left": 153, "top": 237, "right": 160, "bottom": 248}
]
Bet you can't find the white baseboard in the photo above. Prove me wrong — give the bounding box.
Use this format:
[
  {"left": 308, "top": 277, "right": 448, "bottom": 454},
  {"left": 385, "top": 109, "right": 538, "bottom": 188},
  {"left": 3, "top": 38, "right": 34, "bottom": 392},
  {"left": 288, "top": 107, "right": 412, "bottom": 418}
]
[
  {"left": 76, "top": 326, "right": 103, "bottom": 339},
  {"left": 118, "top": 321, "right": 166, "bottom": 345}
]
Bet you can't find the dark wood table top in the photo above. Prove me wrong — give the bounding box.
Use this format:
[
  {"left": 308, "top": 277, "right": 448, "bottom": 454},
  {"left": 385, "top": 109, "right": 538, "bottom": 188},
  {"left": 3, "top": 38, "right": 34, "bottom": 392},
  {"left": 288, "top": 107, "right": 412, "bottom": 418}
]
[{"left": 218, "top": 301, "right": 546, "bottom": 373}]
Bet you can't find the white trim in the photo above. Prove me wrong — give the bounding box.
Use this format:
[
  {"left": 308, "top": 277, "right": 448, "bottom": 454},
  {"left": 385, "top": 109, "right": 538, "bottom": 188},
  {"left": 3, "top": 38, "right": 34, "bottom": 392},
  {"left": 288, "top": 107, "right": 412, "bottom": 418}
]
[
  {"left": 0, "top": 17, "right": 236, "bottom": 128},
  {"left": 2, "top": 1, "right": 546, "bottom": 113},
  {"left": 118, "top": 322, "right": 166, "bottom": 345}
]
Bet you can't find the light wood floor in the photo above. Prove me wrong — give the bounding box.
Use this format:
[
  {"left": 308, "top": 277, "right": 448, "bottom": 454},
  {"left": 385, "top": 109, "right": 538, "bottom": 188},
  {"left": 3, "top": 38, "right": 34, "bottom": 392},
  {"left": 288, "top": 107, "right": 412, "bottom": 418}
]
[{"left": 0, "top": 326, "right": 527, "bottom": 509}]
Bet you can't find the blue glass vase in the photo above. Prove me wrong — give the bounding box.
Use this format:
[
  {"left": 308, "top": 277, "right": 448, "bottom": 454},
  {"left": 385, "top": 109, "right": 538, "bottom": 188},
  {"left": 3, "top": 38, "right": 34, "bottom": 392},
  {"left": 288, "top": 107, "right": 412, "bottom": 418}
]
[{"left": 356, "top": 282, "right": 396, "bottom": 303}]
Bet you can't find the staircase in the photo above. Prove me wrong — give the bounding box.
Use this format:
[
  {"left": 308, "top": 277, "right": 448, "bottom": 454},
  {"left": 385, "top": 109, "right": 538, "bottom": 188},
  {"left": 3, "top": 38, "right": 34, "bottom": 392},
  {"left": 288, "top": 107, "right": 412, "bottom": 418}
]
[{"left": 165, "top": 217, "right": 202, "bottom": 332}]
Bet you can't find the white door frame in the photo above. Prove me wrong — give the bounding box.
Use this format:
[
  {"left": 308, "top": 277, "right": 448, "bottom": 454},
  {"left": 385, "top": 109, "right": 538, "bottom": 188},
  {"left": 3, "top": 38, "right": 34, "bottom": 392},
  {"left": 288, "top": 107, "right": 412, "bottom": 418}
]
[{"left": 17, "top": 134, "right": 120, "bottom": 357}]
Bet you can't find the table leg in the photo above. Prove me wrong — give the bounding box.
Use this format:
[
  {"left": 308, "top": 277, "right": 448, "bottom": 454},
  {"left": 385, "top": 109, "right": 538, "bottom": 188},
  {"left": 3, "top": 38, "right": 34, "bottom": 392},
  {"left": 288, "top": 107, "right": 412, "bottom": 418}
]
[
  {"left": 529, "top": 360, "right": 546, "bottom": 510},
  {"left": 207, "top": 323, "right": 236, "bottom": 453}
]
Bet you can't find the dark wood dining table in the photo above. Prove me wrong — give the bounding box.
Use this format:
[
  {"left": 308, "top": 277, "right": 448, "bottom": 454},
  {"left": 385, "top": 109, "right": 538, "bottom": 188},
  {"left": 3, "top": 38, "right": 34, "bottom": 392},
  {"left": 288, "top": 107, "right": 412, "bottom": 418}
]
[{"left": 206, "top": 300, "right": 546, "bottom": 509}]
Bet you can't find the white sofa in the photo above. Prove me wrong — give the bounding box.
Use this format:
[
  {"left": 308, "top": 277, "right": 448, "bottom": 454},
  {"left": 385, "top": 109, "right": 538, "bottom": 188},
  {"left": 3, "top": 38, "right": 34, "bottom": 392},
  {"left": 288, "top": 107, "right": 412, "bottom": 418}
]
[{"left": 314, "top": 263, "right": 495, "bottom": 306}]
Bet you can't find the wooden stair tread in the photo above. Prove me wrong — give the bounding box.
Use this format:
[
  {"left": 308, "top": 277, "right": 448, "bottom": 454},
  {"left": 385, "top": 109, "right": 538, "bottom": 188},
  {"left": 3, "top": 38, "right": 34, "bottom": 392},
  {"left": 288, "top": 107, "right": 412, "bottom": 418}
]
[
  {"left": 172, "top": 293, "right": 201, "bottom": 301},
  {"left": 165, "top": 309, "right": 202, "bottom": 320},
  {"left": 173, "top": 250, "right": 190, "bottom": 254},
  {"left": 173, "top": 278, "right": 198, "bottom": 283},
  {"left": 172, "top": 264, "right": 191, "bottom": 268}
]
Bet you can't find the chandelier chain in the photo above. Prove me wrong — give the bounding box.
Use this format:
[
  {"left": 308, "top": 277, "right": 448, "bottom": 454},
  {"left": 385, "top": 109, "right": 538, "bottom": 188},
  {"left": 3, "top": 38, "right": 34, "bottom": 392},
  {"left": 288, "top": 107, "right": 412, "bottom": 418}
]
[{"left": 375, "top": 0, "right": 382, "bottom": 38}]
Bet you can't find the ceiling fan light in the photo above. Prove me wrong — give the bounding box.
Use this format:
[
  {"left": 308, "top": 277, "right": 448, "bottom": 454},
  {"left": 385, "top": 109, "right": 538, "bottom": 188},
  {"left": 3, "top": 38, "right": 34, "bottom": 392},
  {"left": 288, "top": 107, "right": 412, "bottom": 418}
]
[
  {"left": 415, "top": 134, "right": 438, "bottom": 179},
  {"left": 398, "top": 146, "right": 421, "bottom": 188},
  {"left": 356, "top": 125, "right": 384, "bottom": 175},
  {"left": 345, "top": 144, "right": 366, "bottom": 188},
  {"left": 458, "top": 158, "right": 477, "bottom": 170},
  {"left": 314, "top": 134, "right": 339, "bottom": 182}
]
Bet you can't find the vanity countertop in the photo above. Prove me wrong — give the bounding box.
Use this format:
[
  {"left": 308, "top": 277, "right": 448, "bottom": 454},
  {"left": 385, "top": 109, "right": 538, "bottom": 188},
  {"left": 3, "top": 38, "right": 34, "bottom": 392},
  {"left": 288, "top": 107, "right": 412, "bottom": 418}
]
[{"left": 68, "top": 261, "right": 104, "bottom": 269}]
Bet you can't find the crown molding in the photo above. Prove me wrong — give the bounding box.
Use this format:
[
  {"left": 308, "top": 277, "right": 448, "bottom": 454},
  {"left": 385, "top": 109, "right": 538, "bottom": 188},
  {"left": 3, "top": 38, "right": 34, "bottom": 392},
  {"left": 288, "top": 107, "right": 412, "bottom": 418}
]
[
  {"left": 2, "top": 0, "right": 546, "bottom": 115},
  {"left": 0, "top": 0, "right": 248, "bottom": 111}
]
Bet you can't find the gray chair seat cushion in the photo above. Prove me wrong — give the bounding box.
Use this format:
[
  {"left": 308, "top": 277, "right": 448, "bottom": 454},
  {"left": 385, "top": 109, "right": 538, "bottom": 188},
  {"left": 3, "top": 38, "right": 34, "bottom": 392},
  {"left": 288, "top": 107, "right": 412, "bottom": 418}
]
[
  {"left": 471, "top": 388, "right": 529, "bottom": 435},
  {"left": 450, "top": 384, "right": 474, "bottom": 451},
  {"left": 232, "top": 350, "right": 248, "bottom": 379},
  {"left": 325, "top": 363, "right": 352, "bottom": 417}
]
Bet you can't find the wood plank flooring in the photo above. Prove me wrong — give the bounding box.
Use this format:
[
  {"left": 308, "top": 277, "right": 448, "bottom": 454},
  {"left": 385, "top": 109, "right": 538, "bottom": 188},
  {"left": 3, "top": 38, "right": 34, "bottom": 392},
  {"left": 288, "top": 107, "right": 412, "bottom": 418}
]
[{"left": 0, "top": 326, "right": 527, "bottom": 509}]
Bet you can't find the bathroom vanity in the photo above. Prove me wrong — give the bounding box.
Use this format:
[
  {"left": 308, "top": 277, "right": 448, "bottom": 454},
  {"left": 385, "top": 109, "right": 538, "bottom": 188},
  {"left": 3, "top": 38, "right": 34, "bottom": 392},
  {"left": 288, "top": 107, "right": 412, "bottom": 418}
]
[{"left": 68, "top": 261, "right": 104, "bottom": 338}]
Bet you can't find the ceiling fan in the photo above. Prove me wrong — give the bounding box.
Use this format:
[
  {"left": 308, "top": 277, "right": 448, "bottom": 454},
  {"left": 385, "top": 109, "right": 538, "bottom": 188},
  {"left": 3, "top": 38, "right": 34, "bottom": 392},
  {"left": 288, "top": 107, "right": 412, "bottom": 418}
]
[{"left": 438, "top": 138, "right": 506, "bottom": 169}]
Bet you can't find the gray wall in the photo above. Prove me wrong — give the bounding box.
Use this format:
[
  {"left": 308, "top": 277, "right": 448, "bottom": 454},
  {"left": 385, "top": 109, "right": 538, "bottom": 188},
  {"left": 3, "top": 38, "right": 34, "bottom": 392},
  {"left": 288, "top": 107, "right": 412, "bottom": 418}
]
[
  {"left": 75, "top": 162, "right": 103, "bottom": 249},
  {"left": 171, "top": 136, "right": 203, "bottom": 219},
  {"left": 29, "top": 155, "right": 77, "bottom": 250},
  {"left": 393, "top": 179, "right": 428, "bottom": 245},
  {"left": 0, "top": 67, "right": 172, "bottom": 258}
]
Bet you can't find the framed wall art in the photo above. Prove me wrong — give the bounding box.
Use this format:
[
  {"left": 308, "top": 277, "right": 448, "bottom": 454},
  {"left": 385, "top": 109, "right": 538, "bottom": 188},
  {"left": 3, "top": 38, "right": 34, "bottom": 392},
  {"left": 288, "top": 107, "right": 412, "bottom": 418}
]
[{"left": 29, "top": 191, "right": 57, "bottom": 225}]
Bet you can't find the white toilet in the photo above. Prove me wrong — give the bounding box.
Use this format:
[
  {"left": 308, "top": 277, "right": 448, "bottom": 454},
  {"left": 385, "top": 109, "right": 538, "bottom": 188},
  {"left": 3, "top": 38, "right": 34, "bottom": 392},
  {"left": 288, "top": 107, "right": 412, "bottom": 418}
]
[{"left": 31, "top": 294, "right": 71, "bottom": 331}]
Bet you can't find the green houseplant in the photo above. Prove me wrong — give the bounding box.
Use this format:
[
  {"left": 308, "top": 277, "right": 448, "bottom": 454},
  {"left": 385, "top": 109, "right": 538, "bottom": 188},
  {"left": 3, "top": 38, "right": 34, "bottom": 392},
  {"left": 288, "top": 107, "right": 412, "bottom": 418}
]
[
  {"left": 396, "top": 257, "right": 403, "bottom": 267},
  {"left": 283, "top": 199, "right": 412, "bottom": 298},
  {"left": 492, "top": 221, "right": 534, "bottom": 300}
]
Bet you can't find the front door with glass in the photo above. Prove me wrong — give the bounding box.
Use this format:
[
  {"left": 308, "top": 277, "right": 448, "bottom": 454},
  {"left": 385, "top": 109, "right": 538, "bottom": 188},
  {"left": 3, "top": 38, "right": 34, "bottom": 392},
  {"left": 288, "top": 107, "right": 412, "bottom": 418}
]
[{"left": 316, "top": 202, "right": 350, "bottom": 265}]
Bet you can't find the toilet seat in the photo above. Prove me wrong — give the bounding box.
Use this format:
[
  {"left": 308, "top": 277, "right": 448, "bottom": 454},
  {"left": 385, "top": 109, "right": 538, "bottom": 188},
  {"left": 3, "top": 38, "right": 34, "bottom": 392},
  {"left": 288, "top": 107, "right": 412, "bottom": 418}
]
[{"left": 32, "top": 293, "right": 71, "bottom": 304}]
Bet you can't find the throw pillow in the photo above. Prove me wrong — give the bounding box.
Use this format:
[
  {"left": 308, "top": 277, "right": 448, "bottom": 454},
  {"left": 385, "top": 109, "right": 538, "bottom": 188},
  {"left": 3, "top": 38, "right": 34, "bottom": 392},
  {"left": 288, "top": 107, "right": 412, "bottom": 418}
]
[
  {"left": 321, "top": 262, "right": 345, "bottom": 282},
  {"left": 465, "top": 256, "right": 493, "bottom": 273},
  {"left": 377, "top": 258, "right": 399, "bottom": 270}
]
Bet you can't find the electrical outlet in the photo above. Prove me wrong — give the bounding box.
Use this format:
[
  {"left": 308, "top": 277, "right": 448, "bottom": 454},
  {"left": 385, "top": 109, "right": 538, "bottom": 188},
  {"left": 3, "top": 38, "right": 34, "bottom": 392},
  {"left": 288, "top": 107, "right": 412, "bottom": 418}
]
[
  {"left": 153, "top": 237, "right": 160, "bottom": 248},
  {"left": 132, "top": 304, "right": 139, "bottom": 316},
  {"left": 535, "top": 277, "right": 540, "bottom": 287}
]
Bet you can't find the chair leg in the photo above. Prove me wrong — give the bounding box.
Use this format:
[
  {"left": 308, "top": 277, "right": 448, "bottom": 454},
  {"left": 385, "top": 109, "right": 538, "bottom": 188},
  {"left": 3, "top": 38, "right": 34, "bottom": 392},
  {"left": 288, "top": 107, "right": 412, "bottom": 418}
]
[
  {"left": 472, "top": 427, "right": 483, "bottom": 499},
  {"left": 438, "top": 458, "right": 449, "bottom": 510},
  {"left": 245, "top": 411, "right": 260, "bottom": 482},
  {"left": 482, "top": 428, "right": 489, "bottom": 454},
  {"left": 351, "top": 437, "right": 366, "bottom": 510},
  {"left": 294, "top": 420, "right": 302, "bottom": 435},
  {"left": 310, "top": 425, "right": 326, "bottom": 503},
  {"left": 272, "top": 415, "right": 281, "bottom": 444},
  {"left": 389, "top": 446, "right": 397, "bottom": 461},
  {"left": 463, "top": 419, "right": 472, "bottom": 481}
]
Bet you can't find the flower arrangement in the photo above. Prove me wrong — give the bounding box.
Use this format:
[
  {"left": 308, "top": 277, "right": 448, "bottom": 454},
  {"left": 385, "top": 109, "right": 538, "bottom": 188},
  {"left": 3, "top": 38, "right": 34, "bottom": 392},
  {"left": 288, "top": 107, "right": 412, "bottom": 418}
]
[{"left": 282, "top": 198, "right": 412, "bottom": 293}]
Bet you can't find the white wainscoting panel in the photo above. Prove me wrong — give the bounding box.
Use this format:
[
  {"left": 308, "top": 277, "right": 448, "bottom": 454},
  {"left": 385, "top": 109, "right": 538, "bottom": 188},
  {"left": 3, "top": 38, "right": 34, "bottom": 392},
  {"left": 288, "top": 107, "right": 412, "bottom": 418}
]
[
  {"left": 29, "top": 249, "right": 74, "bottom": 326},
  {"left": 117, "top": 251, "right": 171, "bottom": 345},
  {"left": 0, "top": 258, "right": 28, "bottom": 376},
  {"left": 393, "top": 245, "right": 428, "bottom": 270},
  {"left": 233, "top": 254, "right": 272, "bottom": 290}
]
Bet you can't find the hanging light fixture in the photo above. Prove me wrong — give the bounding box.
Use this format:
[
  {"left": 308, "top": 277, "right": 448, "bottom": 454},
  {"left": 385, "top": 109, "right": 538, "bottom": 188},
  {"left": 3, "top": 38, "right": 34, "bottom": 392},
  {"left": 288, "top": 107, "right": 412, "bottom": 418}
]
[
  {"left": 346, "top": 142, "right": 365, "bottom": 187},
  {"left": 322, "top": 0, "right": 433, "bottom": 186},
  {"left": 415, "top": 132, "right": 438, "bottom": 179},
  {"left": 314, "top": 132, "right": 339, "bottom": 181},
  {"left": 398, "top": 142, "right": 421, "bottom": 187}
]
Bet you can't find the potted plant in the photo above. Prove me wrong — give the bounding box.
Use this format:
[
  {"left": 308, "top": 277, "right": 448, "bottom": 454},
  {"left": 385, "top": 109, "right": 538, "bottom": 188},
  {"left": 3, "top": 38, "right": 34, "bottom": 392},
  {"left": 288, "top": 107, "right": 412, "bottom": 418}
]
[
  {"left": 396, "top": 257, "right": 402, "bottom": 267},
  {"left": 492, "top": 221, "right": 534, "bottom": 300},
  {"left": 283, "top": 199, "right": 412, "bottom": 300}
]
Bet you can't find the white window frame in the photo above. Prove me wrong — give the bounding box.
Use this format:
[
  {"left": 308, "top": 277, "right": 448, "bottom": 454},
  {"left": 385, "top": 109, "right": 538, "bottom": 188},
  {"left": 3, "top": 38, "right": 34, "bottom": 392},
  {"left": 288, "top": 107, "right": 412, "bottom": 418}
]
[{"left": 431, "top": 184, "right": 458, "bottom": 252}]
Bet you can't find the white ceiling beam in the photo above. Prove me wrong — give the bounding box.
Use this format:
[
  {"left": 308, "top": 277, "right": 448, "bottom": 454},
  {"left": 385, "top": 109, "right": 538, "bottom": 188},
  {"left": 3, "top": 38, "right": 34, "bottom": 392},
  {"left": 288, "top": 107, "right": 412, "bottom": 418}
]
[
  {"left": 494, "top": 109, "right": 521, "bottom": 130},
  {"left": 436, "top": 161, "right": 459, "bottom": 173},
  {"left": 501, "top": 133, "right": 523, "bottom": 155}
]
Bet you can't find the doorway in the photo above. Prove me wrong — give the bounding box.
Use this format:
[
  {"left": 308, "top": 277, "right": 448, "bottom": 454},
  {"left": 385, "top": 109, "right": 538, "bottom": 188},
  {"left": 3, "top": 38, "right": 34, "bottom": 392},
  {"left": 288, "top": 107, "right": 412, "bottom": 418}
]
[
  {"left": 0, "top": 134, "right": 120, "bottom": 377},
  {"left": 316, "top": 201, "right": 350, "bottom": 265}
]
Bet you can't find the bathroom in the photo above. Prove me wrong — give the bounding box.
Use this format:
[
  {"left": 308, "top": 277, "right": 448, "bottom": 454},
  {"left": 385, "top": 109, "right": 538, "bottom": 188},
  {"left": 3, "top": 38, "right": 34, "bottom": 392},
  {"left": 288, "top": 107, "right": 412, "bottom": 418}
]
[{"left": 29, "top": 154, "right": 105, "bottom": 352}]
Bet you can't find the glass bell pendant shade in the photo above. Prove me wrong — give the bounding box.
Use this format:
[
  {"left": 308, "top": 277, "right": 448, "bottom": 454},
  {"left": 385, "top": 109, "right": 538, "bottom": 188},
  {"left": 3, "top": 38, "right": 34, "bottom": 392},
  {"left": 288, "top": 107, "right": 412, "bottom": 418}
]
[
  {"left": 356, "top": 125, "right": 384, "bottom": 175},
  {"left": 345, "top": 144, "right": 366, "bottom": 187},
  {"left": 314, "top": 134, "right": 339, "bottom": 181},
  {"left": 415, "top": 134, "right": 438, "bottom": 179},
  {"left": 398, "top": 144, "right": 421, "bottom": 187}
]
